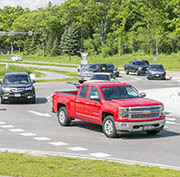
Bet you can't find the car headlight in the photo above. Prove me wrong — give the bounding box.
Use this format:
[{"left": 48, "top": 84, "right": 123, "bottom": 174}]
[
  {"left": 119, "top": 107, "right": 129, "bottom": 119},
  {"left": 2, "top": 87, "right": 10, "bottom": 92},
  {"left": 25, "top": 86, "right": 33, "bottom": 91}
]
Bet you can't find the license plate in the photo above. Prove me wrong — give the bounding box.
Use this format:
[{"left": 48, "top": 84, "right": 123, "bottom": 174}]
[
  {"left": 144, "top": 125, "right": 152, "bottom": 130},
  {"left": 15, "top": 93, "right": 21, "bottom": 97},
  {"left": 155, "top": 74, "right": 159, "bottom": 77}
]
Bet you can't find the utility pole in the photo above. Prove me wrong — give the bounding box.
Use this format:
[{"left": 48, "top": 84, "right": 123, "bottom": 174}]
[{"left": 81, "top": 3, "right": 84, "bottom": 53}]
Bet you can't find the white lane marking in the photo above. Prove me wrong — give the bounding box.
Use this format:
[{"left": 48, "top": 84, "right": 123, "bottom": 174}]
[
  {"left": 34, "top": 137, "right": 51, "bottom": 141},
  {"left": 48, "top": 142, "right": 68, "bottom": 146},
  {"left": 166, "top": 121, "right": 180, "bottom": 126},
  {"left": 0, "top": 122, "right": 6, "bottom": 125},
  {"left": 90, "top": 152, "right": 111, "bottom": 158},
  {"left": 20, "top": 133, "right": 36, "bottom": 137},
  {"left": 166, "top": 118, "right": 176, "bottom": 121},
  {"left": 68, "top": 147, "right": 88, "bottom": 151},
  {"left": 29, "top": 111, "right": 51, "bottom": 117},
  {"left": 9, "top": 129, "right": 24, "bottom": 132},
  {"left": 1, "top": 125, "right": 14, "bottom": 128}
]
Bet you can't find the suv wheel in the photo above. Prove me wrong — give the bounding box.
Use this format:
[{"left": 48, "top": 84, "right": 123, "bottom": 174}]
[
  {"left": 136, "top": 70, "right": 140, "bottom": 76},
  {"left": 125, "top": 69, "right": 129, "bottom": 75}
]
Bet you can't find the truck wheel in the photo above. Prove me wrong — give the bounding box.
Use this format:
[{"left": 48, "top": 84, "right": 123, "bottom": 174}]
[
  {"left": 125, "top": 69, "right": 129, "bottom": 75},
  {"left": 58, "top": 107, "right": 71, "bottom": 126},
  {"left": 136, "top": 70, "right": 140, "bottom": 76},
  {"left": 102, "top": 116, "right": 117, "bottom": 138},
  {"left": 146, "top": 129, "right": 160, "bottom": 135}
]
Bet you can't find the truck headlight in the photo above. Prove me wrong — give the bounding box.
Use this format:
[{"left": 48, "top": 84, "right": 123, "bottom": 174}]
[
  {"left": 119, "top": 107, "right": 129, "bottom": 119},
  {"left": 160, "top": 104, "right": 165, "bottom": 116}
]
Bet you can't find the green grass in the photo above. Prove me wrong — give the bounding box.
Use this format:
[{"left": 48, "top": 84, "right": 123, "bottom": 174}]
[
  {"left": 0, "top": 152, "right": 179, "bottom": 177},
  {"left": 0, "top": 52, "right": 180, "bottom": 70},
  {"left": 0, "top": 64, "right": 45, "bottom": 78}
]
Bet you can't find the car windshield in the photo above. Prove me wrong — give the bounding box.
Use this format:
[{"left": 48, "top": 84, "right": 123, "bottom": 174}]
[
  {"left": 91, "top": 74, "right": 110, "bottom": 81},
  {"left": 101, "top": 86, "right": 141, "bottom": 100},
  {"left": 149, "top": 65, "right": 164, "bottom": 70},
  {"left": 3, "top": 75, "right": 30, "bottom": 84},
  {"left": 136, "top": 61, "right": 148, "bottom": 66}
]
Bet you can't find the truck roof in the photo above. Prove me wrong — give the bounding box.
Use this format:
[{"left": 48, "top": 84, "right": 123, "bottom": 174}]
[{"left": 82, "top": 81, "right": 131, "bottom": 88}]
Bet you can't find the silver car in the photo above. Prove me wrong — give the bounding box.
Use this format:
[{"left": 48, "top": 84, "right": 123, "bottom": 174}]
[{"left": 10, "top": 55, "right": 23, "bottom": 62}]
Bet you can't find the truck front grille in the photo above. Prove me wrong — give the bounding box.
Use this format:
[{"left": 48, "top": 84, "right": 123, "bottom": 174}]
[{"left": 129, "top": 105, "right": 161, "bottom": 120}]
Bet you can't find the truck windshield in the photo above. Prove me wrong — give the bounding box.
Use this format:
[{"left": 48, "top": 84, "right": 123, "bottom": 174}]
[
  {"left": 3, "top": 75, "right": 30, "bottom": 85},
  {"left": 101, "top": 86, "right": 141, "bottom": 100}
]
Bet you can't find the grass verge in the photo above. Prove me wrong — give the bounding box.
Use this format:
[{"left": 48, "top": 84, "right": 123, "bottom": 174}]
[
  {"left": 0, "top": 64, "right": 45, "bottom": 78},
  {"left": 0, "top": 152, "right": 180, "bottom": 177}
]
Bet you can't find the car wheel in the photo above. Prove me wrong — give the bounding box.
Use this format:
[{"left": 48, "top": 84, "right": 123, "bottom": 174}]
[
  {"left": 102, "top": 116, "right": 117, "bottom": 138},
  {"left": 146, "top": 129, "right": 161, "bottom": 135},
  {"left": 58, "top": 107, "right": 71, "bottom": 126},
  {"left": 125, "top": 69, "right": 129, "bottom": 75}
]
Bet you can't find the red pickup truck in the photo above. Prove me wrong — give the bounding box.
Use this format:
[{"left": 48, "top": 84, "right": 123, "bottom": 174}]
[{"left": 52, "top": 81, "right": 165, "bottom": 138}]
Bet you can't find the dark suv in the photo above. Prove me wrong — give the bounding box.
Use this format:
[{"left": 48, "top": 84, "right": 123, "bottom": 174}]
[
  {"left": 0, "top": 72, "right": 36, "bottom": 104},
  {"left": 124, "top": 60, "right": 149, "bottom": 75}
]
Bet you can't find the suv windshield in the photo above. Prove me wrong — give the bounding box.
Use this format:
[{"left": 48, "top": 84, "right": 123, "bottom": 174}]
[
  {"left": 101, "top": 86, "right": 141, "bottom": 100},
  {"left": 136, "top": 61, "right": 148, "bottom": 66},
  {"left": 3, "top": 75, "right": 30, "bottom": 84}
]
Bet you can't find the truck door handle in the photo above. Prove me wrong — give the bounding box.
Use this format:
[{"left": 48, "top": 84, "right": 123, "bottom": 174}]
[
  {"left": 85, "top": 102, "right": 89, "bottom": 105},
  {"left": 76, "top": 100, "right": 80, "bottom": 103}
]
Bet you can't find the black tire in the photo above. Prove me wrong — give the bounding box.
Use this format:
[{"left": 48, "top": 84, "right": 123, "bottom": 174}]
[
  {"left": 136, "top": 70, "right": 140, "bottom": 76},
  {"left": 58, "top": 107, "right": 71, "bottom": 126},
  {"left": 1, "top": 97, "right": 5, "bottom": 104},
  {"left": 102, "top": 116, "right": 117, "bottom": 138},
  {"left": 125, "top": 68, "right": 129, "bottom": 75},
  {"left": 146, "top": 129, "right": 161, "bottom": 135},
  {"left": 29, "top": 97, "right": 36, "bottom": 104}
]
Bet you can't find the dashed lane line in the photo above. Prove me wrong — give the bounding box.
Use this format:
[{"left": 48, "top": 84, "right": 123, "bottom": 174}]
[
  {"left": 34, "top": 137, "right": 51, "bottom": 141},
  {"left": 9, "top": 129, "right": 24, "bottom": 132},
  {"left": 68, "top": 147, "right": 88, "bottom": 151},
  {"left": 29, "top": 111, "right": 51, "bottom": 117},
  {"left": 0, "top": 125, "right": 14, "bottom": 128},
  {"left": 0, "top": 122, "right": 6, "bottom": 125},
  {"left": 48, "top": 142, "right": 68, "bottom": 146},
  {"left": 20, "top": 133, "right": 36, "bottom": 136},
  {"left": 90, "top": 152, "right": 111, "bottom": 158}
]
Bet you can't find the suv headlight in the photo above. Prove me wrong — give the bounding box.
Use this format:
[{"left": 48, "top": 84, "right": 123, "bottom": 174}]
[
  {"left": 25, "top": 86, "right": 33, "bottom": 91},
  {"left": 119, "top": 107, "right": 129, "bottom": 119},
  {"left": 2, "top": 87, "right": 10, "bottom": 92}
]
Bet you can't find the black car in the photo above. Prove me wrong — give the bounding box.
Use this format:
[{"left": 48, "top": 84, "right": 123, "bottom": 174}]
[
  {"left": 147, "top": 64, "right": 166, "bottom": 80},
  {"left": 0, "top": 72, "right": 36, "bottom": 104},
  {"left": 107, "top": 64, "right": 119, "bottom": 77},
  {"left": 124, "top": 60, "right": 149, "bottom": 75}
]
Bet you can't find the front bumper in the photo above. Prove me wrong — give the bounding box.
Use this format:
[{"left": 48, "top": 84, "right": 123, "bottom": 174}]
[
  {"left": 148, "top": 73, "right": 166, "bottom": 79},
  {"left": 1, "top": 91, "right": 35, "bottom": 102},
  {"left": 115, "top": 119, "right": 165, "bottom": 132}
]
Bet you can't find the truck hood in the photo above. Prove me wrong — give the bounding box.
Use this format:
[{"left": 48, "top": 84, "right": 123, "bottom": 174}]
[
  {"left": 2, "top": 83, "right": 32, "bottom": 88},
  {"left": 109, "top": 97, "right": 162, "bottom": 107}
]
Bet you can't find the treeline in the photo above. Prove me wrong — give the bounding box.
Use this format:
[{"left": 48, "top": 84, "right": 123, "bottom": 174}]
[{"left": 0, "top": 0, "right": 179, "bottom": 57}]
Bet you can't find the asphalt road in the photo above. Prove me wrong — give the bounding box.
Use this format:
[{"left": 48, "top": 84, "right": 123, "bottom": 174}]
[{"left": 1, "top": 72, "right": 180, "bottom": 170}]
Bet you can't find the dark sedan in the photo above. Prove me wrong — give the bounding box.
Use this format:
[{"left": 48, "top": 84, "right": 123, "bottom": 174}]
[
  {"left": 0, "top": 72, "right": 36, "bottom": 104},
  {"left": 147, "top": 64, "right": 166, "bottom": 80}
]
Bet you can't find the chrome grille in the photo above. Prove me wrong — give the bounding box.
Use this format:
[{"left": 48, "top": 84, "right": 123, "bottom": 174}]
[
  {"left": 129, "top": 105, "right": 161, "bottom": 120},
  {"left": 10, "top": 88, "right": 24, "bottom": 93}
]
